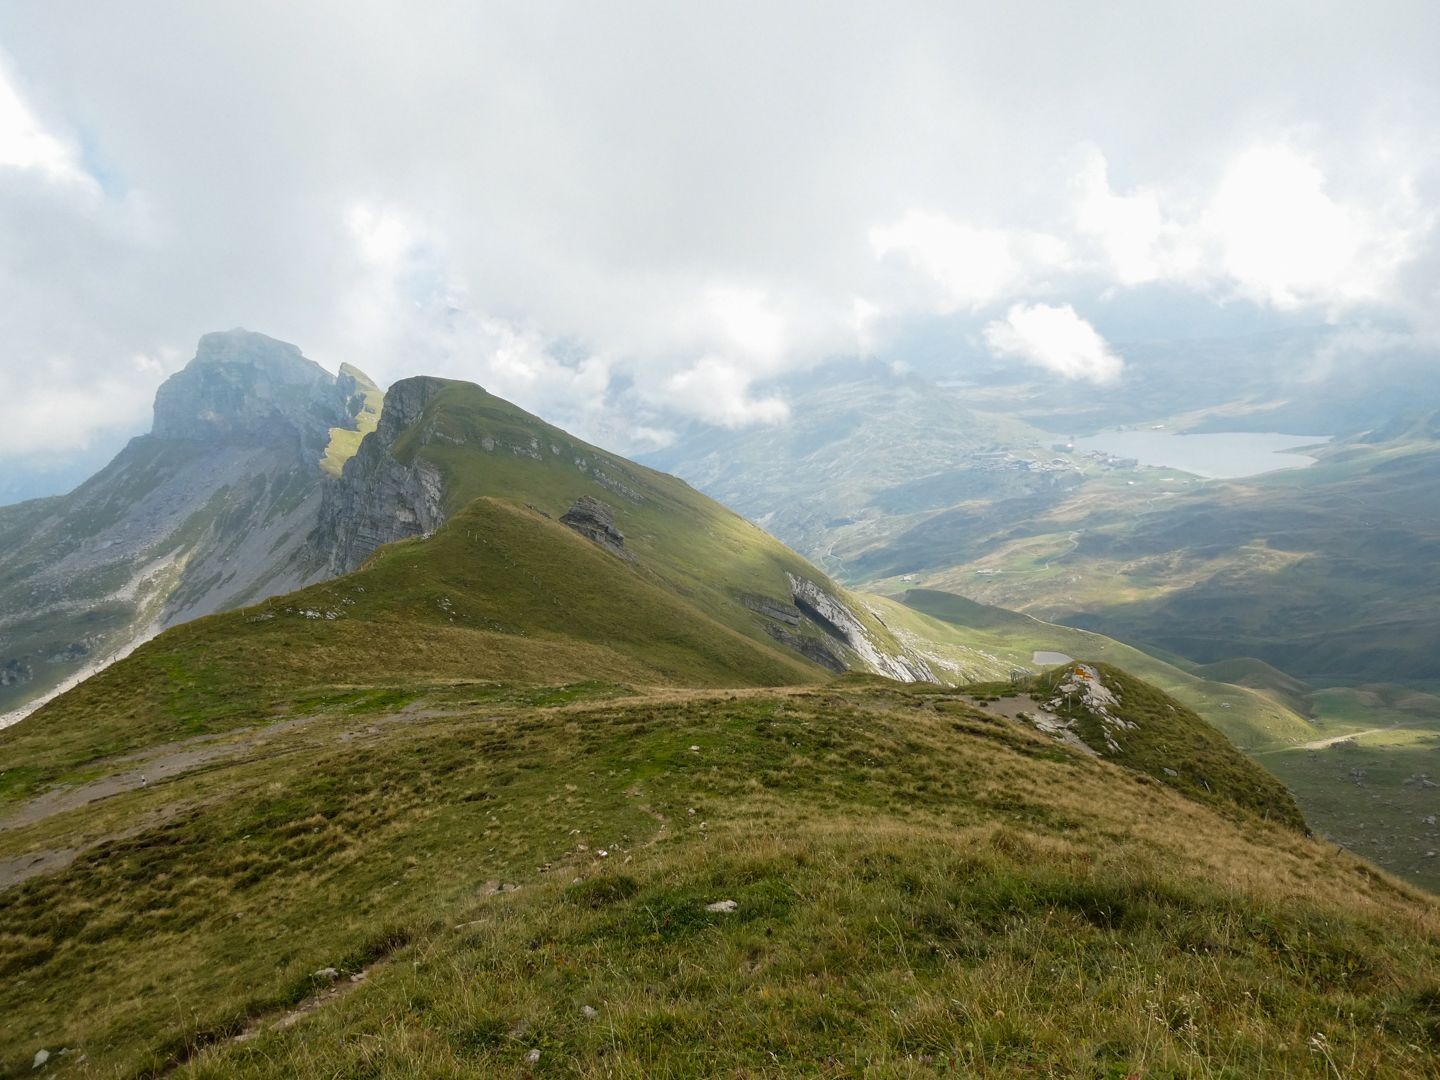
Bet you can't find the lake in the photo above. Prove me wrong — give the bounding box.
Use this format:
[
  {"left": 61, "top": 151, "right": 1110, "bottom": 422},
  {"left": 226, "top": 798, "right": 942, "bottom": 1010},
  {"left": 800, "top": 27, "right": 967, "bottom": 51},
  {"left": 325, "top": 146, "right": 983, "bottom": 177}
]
[
  {"left": 1032, "top": 651, "right": 1073, "bottom": 666},
  {"left": 1074, "top": 430, "right": 1331, "bottom": 479}
]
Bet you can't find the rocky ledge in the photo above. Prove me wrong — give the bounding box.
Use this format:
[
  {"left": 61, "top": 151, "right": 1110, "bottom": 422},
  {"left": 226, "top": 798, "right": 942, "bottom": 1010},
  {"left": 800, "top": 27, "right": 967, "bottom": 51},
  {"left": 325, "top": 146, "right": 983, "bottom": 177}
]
[{"left": 560, "top": 496, "right": 630, "bottom": 559}]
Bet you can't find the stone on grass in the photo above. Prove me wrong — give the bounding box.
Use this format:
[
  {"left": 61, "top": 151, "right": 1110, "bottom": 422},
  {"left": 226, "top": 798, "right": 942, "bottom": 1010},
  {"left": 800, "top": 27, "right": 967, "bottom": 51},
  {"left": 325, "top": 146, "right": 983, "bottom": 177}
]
[{"left": 705, "top": 899, "right": 738, "bottom": 914}]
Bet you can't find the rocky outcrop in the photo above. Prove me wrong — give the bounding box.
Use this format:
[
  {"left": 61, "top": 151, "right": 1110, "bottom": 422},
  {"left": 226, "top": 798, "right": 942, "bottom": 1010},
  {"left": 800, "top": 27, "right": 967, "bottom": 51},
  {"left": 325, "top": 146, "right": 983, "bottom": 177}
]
[
  {"left": 309, "top": 377, "right": 452, "bottom": 575},
  {"left": 786, "top": 573, "right": 937, "bottom": 682},
  {"left": 560, "top": 496, "right": 629, "bottom": 558},
  {"left": 151, "top": 328, "right": 355, "bottom": 455},
  {"left": 0, "top": 331, "right": 375, "bottom": 728},
  {"left": 1044, "top": 663, "right": 1135, "bottom": 754},
  {"left": 761, "top": 623, "right": 849, "bottom": 673},
  {"left": 737, "top": 593, "right": 802, "bottom": 626}
]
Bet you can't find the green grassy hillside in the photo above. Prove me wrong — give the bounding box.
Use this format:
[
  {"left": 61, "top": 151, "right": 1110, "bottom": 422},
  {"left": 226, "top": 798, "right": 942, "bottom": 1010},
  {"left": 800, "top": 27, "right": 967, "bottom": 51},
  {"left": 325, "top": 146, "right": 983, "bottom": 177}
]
[
  {"left": 1, "top": 497, "right": 823, "bottom": 806},
  {"left": 3, "top": 671, "right": 1439, "bottom": 1076},
  {"left": 5, "top": 477, "right": 1440, "bottom": 1075},
  {"left": 319, "top": 364, "right": 384, "bottom": 478},
  {"left": 891, "top": 588, "right": 1318, "bottom": 750},
  {"left": 325, "top": 377, "right": 921, "bottom": 679},
  {"left": 1003, "top": 662, "right": 1305, "bottom": 829}
]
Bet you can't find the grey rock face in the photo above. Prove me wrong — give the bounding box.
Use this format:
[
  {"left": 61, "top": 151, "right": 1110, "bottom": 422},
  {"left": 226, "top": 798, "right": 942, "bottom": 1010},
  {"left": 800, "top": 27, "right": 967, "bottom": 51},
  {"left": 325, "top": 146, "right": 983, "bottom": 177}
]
[
  {"left": 560, "top": 496, "right": 629, "bottom": 558},
  {"left": 762, "top": 622, "right": 849, "bottom": 673},
  {"left": 152, "top": 328, "right": 354, "bottom": 455},
  {"left": 310, "top": 377, "right": 452, "bottom": 575},
  {"left": 737, "top": 592, "right": 802, "bottom": 625},
  {"left": 1, "top": 331, "right": 372, "bottom": 727},
  {"left": 786, "top": 573, "right": 936, "bottom": 683}
]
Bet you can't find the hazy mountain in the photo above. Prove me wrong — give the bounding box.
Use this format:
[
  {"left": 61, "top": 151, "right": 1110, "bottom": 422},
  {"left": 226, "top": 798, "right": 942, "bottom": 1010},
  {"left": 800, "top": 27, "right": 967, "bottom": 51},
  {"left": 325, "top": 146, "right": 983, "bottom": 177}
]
[
  {"left": 0, "top": 329, "right": 377, "bottom": 725},
  {"left": 643, "top": 364, "right": 1077, "bottom": 575}
]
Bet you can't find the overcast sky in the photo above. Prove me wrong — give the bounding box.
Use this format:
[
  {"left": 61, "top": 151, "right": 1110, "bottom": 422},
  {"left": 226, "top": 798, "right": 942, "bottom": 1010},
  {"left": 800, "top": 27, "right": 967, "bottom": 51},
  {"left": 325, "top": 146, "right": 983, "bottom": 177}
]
[{"left": 3, "top": 1, "right": 1439, "bottom": 498}]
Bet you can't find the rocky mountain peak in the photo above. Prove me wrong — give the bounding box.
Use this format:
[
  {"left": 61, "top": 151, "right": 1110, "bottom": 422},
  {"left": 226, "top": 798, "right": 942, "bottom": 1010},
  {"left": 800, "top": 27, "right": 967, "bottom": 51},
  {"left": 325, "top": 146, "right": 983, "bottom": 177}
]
[
  {"left": 151, "top": 328, "right": 357, "bottom": 454},
  {"left": 373, "top": 376, "right": 453, "bottom": 445}
]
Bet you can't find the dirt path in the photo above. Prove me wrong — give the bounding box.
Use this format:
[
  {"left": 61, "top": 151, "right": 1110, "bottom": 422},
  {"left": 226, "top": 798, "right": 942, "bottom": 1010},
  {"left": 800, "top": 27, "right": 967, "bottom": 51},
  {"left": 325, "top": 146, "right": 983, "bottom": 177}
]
[
  {"left": 0, "top": 701, "right": 463, "bottom": 835},
  {"left": 1279, "top": 726, "right": 1397, "bottom": 752}
]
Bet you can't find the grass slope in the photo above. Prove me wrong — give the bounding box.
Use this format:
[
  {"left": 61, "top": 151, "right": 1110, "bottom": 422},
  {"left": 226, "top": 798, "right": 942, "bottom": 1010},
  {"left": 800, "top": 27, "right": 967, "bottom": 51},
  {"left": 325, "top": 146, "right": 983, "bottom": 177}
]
[
  {"left": 319, "top": 364, "right": 384, "bottom": 479},
  {"left": 1002, "top": 662, "right": 1305, "bottom": 830},
  {"left": 4, "top": 677, "right": 1440, "bottom": 1077},
  {"left": 381, "top": 379, "right": 914, "bottom": 666},
  {"left": 1, "top": 498, "right": 821, "bottom": 806},
  {"left": 891, "top": 589, "right": 1317, "bottom": 750}
]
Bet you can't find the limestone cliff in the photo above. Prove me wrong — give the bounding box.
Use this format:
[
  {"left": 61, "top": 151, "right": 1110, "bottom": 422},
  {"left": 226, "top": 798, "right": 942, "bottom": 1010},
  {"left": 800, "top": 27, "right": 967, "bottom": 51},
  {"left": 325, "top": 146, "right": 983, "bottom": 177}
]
[
  {"left": 0, "top": 330, "right": 371, "bottom": 727},
  {"left": 786, "top": 573, "right": 937, "bottom": 682},
  {"left": 308, "top": 376, "right": 451, "bottom": 576}
]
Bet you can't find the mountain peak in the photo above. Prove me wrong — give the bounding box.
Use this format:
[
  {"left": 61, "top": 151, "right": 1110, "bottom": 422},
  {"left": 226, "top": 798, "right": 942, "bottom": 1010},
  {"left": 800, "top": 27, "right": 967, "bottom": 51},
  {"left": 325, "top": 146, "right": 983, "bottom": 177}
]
[
  {"left": 191, "top": 327, "right": 305, "bottom": 368},
  {"left": 151, "top": 329, "right": 356, "bottom": 453}
]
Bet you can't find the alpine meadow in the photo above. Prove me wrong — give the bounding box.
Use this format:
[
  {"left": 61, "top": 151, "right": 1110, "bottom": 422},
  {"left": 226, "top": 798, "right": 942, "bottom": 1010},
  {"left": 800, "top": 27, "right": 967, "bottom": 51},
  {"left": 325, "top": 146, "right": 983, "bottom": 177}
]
[{"left": 4, "top": 4, "right": 1440, "bottom": 1078}]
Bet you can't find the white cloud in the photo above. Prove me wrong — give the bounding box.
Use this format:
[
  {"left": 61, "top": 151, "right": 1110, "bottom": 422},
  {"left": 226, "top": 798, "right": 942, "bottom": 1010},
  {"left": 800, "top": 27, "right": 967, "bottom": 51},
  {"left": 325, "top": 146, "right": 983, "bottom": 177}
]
[
  {"left": 661, "top": 358, "right": 790, "bottom": 428},
  {"left": 869, "top": 210, "right": 1070, "bottom": 312},
  {"left": 1073, "top": 145, "right": 1201, "bottom": 286},
  {"left": 983, "top": 303, "right": 1124, "bottom": 383},
  {"left": 0, "top": 351, "right": 181, "bottom": 458},
  {"left": 0, "top": 55, "right": 93, "bottom": 188},
  {"left": 1070, "top": 143, "right": 1432, "bottom": 314},
  {"left": 1207, "top": 145, "right": 1420, "bottom": 310},
  {"left": 4, "top": 3, "right": 1440, "bottom": 493},
  {"left": 701, "top": 285, "right": 786, "bottom": 365}
]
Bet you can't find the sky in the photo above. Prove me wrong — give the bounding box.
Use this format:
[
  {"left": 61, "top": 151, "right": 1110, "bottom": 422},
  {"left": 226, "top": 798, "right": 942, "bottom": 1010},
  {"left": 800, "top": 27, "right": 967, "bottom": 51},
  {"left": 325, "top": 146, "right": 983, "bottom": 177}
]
[{"left": 2, "top": 1, "right": 1439, "bottom": 499}]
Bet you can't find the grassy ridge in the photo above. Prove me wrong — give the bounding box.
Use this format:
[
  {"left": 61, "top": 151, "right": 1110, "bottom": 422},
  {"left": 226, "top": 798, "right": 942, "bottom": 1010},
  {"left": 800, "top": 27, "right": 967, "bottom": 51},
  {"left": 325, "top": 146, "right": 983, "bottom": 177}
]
[
  {"left": 0, "top": 498, "right": 822, "bottom": 805},
  {"left": 376, "top": 379, "right": 910, "bottom": 669},
  {"left": 890, "top": 589, "right": 1319, "bottom": 749},
  {"left": 1011, "top": 662, "right": 1306, "bottom": 830},
  {"left": 3, "top": 682, "right": 1439, "bottom": 1076}
]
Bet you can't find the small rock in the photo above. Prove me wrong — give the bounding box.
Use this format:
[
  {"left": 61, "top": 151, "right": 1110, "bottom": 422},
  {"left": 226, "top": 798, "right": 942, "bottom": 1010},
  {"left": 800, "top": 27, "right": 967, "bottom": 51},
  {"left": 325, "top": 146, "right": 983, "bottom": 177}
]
[
  {"left": 705, "top": 899, "right": 738, "bottom": 913},
  {"left": 313, "top": 967, "right": 339, "bottom": 981},
  {"left": 689, "top": 745, "right": 701, "bottom": 752},
  {"left": 581, "top": 1004, "right": 599, "bottom": 1020},
  {"left": 32, "top": 1049, "right": 49, "bottom": 1070},
  {"left": 1162, "top": 767, "right": 1179, "bottom": 777},
  {"left": 597, "top": 849, "right": 609, "bottom": 857},
  {"left": 525, "top": 1048, "right": 542, "bottom": 1064}
]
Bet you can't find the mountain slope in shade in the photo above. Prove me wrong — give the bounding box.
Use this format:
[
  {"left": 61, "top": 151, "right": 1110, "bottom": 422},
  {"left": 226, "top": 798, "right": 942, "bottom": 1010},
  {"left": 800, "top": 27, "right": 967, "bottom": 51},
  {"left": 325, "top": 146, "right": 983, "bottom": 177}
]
[{"left": 0, "top": 330, "right": 375, "bottom": 725}]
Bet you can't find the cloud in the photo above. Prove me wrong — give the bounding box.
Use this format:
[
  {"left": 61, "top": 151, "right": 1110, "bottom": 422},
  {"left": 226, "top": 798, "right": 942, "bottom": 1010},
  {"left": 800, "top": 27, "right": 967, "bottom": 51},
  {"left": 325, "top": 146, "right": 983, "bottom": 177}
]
[
  {"left": 1073, "top": 145, "right": 1201, "bottom": 287},
  {"left": 661, "top": 358, "right": 790, "bottom": 428},
  {"left": 869, "top": 210, "right": 1070, "bottom": 312},
  {"left": 3, "top": 2, "right": 1440, "bottom": 495},
  {"left": 1207, "top": 145, "right": 1424, "bottom": 310},
  {"left": 1071, "top": 142, "right": 1433, "bottom": 314},
  {"left": 983, "top": 303, "right": 1124, "bottom": 383},
  {"left": 0, "top": 55, "right": 93, "bottom": 188},
  {"left": 0, "top": 351, "right": 182, "bottom": 459}
]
